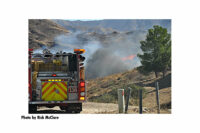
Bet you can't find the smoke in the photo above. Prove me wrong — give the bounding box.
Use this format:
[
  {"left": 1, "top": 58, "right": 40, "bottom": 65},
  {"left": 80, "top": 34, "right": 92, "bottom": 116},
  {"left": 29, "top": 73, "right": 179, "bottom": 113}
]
[
  {"left": 84, "top": 32, "right": 146, "bottom": 79},
  {"left": 33, "top": 30, "right": 146, "bottom": 79},
  {"left": 86, "top": 48, "right": 129, "bottom": 79}
]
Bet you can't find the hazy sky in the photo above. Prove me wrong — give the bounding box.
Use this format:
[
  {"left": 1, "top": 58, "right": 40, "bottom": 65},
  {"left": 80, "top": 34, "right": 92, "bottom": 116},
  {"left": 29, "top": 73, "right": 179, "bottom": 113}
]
[{"left": 66, "top": 19, "right": 103, "bottom": 21}]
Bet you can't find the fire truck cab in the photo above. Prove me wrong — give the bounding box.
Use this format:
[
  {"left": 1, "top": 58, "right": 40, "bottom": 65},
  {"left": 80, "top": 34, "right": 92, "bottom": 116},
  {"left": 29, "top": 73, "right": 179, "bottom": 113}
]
[{"left": 28, "top": 49, "right": 86, "bottom": 113}]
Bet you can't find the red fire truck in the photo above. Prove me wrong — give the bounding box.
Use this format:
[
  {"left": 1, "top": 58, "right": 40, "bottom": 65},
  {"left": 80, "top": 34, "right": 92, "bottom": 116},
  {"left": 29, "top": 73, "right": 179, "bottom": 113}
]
[{"left": 28, "top": 48, "right": 86, "bottom": 113}]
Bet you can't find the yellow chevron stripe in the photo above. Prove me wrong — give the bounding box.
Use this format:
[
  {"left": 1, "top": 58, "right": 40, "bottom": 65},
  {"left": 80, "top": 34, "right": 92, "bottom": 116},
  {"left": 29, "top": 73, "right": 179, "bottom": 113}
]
[
  {"left": 42, "top": 85, "right": 55, "bottom": 100},
  {"left": 42, "top": 82, "right": 52, "bottom": 93},
  {"left": 43, "top": 90, "right": 55, "bottom": 101},
  {"left": 56, "top": 93, "right": 65, "bottom": 101},
  {"left": 54, "top": 85, "right": 67, "bottom": 99},
  {"left": 56, "top": 82, "right": 67, "bottom": 98},
  {"left": 50, "top": 92, "right": 56, "bottom": 100},
  {"left": 59, "top": 82, "right": 67, "bottom": 90},
  {"left": 55, "top": 82, "right": 67, "bottom": 93},
  {"left": 42, "top": 81, "right": 68, "bottom": 101}
]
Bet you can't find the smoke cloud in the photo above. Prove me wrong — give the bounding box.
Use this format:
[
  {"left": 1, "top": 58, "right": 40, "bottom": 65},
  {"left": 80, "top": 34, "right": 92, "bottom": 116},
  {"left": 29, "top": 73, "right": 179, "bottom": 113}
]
[
  {"left": 84, "top": 32, "right": 146, "bottom": 79},
  {"left": 86, "top": 48, "right": 129, "bottom": 79},
  {"left": 33, "top": 30, "right": 146, "bottom": 79}
]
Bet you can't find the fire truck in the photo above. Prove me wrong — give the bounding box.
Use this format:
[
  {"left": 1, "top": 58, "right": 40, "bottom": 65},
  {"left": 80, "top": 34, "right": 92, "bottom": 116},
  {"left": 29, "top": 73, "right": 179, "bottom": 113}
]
[{"left": 28, "top": 48, "right": 86, "bottom": 113}]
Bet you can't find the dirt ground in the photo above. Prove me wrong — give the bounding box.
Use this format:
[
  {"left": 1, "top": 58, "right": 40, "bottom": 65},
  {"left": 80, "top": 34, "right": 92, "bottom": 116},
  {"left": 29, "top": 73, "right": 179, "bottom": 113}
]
[
  {"left": 143, "top": 87, "right": 171, "bottom": 110},
  {"left": 81, "top": 102, "right": 170, "bottom": 114},
  {"left": 36, "top": 101, "right": 170, "bottom": 114},
  {"left": 36, "top": 87, "right": 171, "bottom": 114}
]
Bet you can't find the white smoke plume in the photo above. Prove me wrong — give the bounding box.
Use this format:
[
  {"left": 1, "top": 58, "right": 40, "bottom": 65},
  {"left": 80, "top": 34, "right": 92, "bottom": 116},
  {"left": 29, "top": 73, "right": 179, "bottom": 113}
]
[{"left": 33, "top": 31, "right": 146, "bottom": 79}]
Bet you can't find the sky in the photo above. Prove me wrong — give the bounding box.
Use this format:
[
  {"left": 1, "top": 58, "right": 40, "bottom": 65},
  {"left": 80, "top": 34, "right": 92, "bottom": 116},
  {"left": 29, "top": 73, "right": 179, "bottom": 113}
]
[{"left": 66, "top": 19, "right": 103, "bottom": 21}]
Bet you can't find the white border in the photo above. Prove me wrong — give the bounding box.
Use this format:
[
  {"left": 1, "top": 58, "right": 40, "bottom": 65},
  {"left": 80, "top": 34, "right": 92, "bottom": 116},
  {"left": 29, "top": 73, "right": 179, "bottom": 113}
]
[{"left": 0, "top": 0, "right": 200, "bottom": 133}]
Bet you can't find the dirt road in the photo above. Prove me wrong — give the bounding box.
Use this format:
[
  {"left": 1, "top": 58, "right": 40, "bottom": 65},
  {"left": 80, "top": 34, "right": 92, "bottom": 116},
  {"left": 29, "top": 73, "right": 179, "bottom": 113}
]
[
  {"left": 81, "top": 102, "right": 122, "bottom": 114},
  {"left": 36, "top": 102, "right": 138, "bottom": 114},
  {"left": 36, "top": 102, "right": 170, "bottom": 114}
]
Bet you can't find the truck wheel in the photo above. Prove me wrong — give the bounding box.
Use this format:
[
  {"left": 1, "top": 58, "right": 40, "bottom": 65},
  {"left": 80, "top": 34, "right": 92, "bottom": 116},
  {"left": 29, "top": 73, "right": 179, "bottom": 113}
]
[
  {"left": 68, "top": 103, "right": 82, "bottom": 113},
  {"left": 60, "top": 103, "right": 82, "bottom": 113},
  {"left": 29, "top": 104, "right": 37, "bottom": 113},
  {"left": 60, "top": 106, "right": 73, "bottom": 113},
  {"left": 74, "top": 111, "right": 81, "bottom": 113},
  {"left": 59, "top": 106, "right": 67, "bottom": 110}
]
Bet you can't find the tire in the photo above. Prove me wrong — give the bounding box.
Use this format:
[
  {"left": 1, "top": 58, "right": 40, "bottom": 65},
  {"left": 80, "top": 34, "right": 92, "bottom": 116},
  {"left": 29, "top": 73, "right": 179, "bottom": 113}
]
[
  {"left": 29, "top": 104, "right": 37, "bottom": 114},
  {"left": 60, "top": 106, "right": 72, "bottom": 113},
  {"left": 59, "top": 106, "right": 67, "bottom": 110},
  {"left": 60, "top": 103, "right": 82, "bottom": 113},
  {"left": 68, "top": 103, "right": 82, "bottom": 113},
  {"left": 74, "top": 111, "right": 81, "bottom": 113}
]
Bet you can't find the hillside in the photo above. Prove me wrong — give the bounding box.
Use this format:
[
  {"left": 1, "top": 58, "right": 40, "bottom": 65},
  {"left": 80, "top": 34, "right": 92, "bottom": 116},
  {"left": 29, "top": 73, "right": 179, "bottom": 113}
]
[
  {"left": 53, "top": 19, "right": 171, "bottom": 33},
  {"left": 86, "top": 68, "right": 171, "bottom": 113},
  {"left": 29, "top": 19, "right": 69, "bottom": 49}
]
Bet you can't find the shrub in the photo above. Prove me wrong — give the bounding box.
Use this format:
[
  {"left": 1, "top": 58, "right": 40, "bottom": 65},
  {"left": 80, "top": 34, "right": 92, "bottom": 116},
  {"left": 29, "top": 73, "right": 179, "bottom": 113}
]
[{"left": 89, "top": 94, "right": 116, "bottom": 103}]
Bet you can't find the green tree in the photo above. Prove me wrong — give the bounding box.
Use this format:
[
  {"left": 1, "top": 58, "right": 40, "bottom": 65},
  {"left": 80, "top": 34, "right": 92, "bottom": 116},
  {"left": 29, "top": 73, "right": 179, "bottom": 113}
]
[{"left": 137, "top": 25, "right": 171, "bottom": 78}]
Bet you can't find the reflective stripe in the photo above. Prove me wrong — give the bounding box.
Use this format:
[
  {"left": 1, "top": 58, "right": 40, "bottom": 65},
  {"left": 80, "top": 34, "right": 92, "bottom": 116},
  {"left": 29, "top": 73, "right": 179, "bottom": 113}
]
[
  {"left": 56, "top": 91, "right": 66, "bottom": 100},
  {"left": 55, "top": 82, "right": 67, "bottom": 94},
  {"left": 50, "top": 92, "right": 56, "bottom": 100},
  {"left": 42, "top": 88, "right": 56, "bottom": 100},
  {"left": 42, "top": 82, "right": 48, "bottom": 88},
  {"left": 42, "top": 82, "right": 54, "bottom": 95},
  {"left": 61, "top": 82, "right": 67, "bottom": 87},
  {"left": 54, "top": 84, "right": 67, "bottom": 98},
  {"left": 42, "top": 81, "right": 67, "bottom": 101}
]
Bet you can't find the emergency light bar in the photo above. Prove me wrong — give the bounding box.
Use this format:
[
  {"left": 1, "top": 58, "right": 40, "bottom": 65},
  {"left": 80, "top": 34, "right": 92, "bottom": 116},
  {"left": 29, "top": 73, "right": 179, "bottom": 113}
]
[{"left": 74, "top": 49, "right": 85, "bottom": 54}]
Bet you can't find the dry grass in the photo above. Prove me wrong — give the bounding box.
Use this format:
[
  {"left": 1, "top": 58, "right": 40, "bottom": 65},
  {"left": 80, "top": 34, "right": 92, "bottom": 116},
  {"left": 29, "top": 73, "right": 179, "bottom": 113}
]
[
  {"left": 86, "top": 68, "right": 171, "bottom": 114},
  {"left": 143, "top": 87, "right": 171, "bottom": 109}
]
